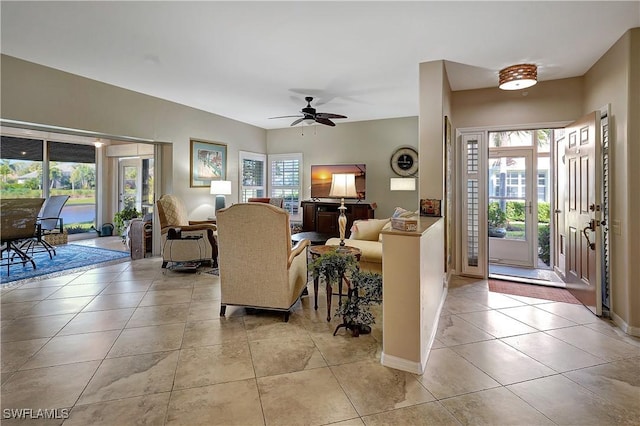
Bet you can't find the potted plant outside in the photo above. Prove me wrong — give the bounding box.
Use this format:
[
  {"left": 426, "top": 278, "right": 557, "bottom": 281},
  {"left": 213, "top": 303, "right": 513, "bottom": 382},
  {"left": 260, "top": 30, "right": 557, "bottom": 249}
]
[{"left": 488, "top": 202, "right": 507, "bottom": 238}]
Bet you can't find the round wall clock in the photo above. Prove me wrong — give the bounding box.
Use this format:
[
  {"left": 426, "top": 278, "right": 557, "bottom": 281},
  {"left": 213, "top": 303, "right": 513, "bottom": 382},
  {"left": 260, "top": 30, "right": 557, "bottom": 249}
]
[{"left": 390, "top": 147, "right": 419, "bottom": 176}]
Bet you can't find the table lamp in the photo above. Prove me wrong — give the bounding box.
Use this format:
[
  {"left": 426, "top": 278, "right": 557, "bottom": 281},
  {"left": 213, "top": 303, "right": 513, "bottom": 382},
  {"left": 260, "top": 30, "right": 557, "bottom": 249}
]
[
  {"left": 329, "top": 173, "right": 358, "bottom": 247},
  {"left": 210, "top": 180, "right": 232, "bottom": 217}
]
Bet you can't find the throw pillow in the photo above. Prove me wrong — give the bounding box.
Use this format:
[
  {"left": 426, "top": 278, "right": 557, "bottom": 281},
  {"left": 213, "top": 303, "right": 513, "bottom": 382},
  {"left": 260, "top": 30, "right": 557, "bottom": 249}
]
[
  {"left": 378, "top": 221, "right": 393, "bottom": 242},
  {"left": 350, "top": 218, "right": 390, "bottom": 241}
]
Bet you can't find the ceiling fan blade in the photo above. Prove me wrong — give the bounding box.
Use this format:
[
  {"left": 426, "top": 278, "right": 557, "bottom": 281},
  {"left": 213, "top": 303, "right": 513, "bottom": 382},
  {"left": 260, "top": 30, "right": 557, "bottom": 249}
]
[
  {"left": 315, "top": 117, "right": 335, "bottom": 127},
  {"left": 269, "top": 115, "right": 303, "bottom": 119},
  {"left": 316, "top": 113, "right": 347, "bottom": 119},
  {"left": 290, "top": 117, "right": 305, "bottom": 126}
]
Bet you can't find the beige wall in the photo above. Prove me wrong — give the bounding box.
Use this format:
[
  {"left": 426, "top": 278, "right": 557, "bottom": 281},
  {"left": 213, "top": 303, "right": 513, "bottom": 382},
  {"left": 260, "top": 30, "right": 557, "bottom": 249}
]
[
  {"left": 452, "top": 77, "right": 584, "bottom": 128},
  {"left": 266, "top": 117, "right": 418, "bottom": 218},
  {"left": 0, "top": 55, "right": 267, "bottom": 220},
  {"left": 418, "top": 60, "right": 454, "bottom": 273},
  {"left": 583, "top": 28, "right": 640, "bottom": 333}
]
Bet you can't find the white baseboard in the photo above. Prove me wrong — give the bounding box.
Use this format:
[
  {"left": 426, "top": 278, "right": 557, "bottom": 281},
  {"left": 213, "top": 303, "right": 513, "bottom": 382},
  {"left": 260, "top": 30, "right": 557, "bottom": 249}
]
[
  {"left": 380, "top": 353, "right": 424, "bottom": 375},
  {"left": 612, "top": 312, "right": 640, "bottom": 337}
]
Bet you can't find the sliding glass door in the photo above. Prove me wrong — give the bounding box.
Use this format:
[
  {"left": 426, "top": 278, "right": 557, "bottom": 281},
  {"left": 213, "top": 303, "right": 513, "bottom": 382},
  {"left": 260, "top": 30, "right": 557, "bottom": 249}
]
[{"left": 0, "top": 135, "right": 97, "bottom": 234}]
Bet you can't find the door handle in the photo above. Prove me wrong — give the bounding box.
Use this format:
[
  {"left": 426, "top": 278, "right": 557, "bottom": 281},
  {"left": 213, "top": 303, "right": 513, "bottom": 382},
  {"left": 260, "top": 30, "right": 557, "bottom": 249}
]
[
  {"left": 582, "top": 220, "right": 596, "bottom": 251},
  {"left": 554, "top": 209, "right": 562, "bottom": 214}
]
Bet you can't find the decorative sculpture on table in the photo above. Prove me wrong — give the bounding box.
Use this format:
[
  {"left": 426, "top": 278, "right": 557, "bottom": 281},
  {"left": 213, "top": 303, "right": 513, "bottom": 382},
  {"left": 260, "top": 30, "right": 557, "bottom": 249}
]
[{"left": 329, "top": 173, "right": 358, "bottom": 248}]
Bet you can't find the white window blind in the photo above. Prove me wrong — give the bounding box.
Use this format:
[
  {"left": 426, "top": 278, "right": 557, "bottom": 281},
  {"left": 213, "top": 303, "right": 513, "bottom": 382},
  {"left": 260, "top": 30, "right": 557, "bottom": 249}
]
[
  {"left": 239, "top": 151, "right": 266, "bottom": 202},
  {"left": 461, "top": 133, "right": 486, "bottom": 277},
  {"left": 269, "top": 153, "right": 302, "bottom": 215}
]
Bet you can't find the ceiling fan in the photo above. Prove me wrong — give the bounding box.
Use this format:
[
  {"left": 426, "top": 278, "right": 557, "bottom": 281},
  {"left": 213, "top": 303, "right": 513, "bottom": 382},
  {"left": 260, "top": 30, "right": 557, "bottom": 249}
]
[{"left": 269, "top": 96, "right": 347, "bottom": 127}]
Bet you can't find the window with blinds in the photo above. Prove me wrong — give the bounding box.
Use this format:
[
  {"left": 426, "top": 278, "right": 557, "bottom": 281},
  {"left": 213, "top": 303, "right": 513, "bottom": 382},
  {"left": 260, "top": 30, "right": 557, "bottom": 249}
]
[
  {"left": 239, "top": 151, "right": 266, "bottom": 202},
  {"left": 269, "top": 153, "right": 302, "bottom": 215},
  {"left": 461, "top": 134, "right": 485, "bottom": 277}
]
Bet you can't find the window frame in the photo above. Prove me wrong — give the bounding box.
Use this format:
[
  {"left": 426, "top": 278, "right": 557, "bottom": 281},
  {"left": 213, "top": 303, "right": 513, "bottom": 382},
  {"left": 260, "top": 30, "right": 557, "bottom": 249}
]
[
  {"left": 238, "top": 151, "right": 266, "bottom": 202},
  {"left": 268, "top": 153, "right": 303, "bottom": 216}
]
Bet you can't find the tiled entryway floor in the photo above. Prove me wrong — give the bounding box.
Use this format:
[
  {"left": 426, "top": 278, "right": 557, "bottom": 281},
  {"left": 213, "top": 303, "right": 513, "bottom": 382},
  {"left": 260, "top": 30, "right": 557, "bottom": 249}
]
[{"left": 1, "top": 257, "right": 639, "bottom": 425}]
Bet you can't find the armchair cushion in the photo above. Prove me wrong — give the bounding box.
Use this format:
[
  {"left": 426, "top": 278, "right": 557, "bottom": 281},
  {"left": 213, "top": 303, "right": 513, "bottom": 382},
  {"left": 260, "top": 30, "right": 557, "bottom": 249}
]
[{"left": 157, "top": 194, "right": 190, "bottom": 228}]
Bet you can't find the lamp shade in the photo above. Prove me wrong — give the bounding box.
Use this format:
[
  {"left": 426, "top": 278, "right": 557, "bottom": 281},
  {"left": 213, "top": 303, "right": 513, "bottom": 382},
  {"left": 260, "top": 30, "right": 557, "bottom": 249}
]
[
  {"left": 499, "top": 64, "right": 537, "bottom": 90},
  {"left": 210, "top": 180, "right": 232, "bottom": 195},
  {"left": 329, "top": 173, "right": 358, "bottom": 198},
  {"left": 390, "top": 177, "right": 416, "bottom": 191}
]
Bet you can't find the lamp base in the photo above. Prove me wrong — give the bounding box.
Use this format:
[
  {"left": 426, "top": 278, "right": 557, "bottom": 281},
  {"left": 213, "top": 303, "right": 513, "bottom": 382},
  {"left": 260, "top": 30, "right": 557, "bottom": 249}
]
[
  {"left": 336, "top": 244, "right": 349, "bottom": 253},
  {"left": 215, "top": 195, "right": 226, "bottom": 211}
]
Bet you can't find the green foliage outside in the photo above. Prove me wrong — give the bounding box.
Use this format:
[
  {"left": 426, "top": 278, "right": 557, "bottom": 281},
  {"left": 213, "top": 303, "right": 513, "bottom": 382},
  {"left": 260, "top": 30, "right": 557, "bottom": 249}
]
[
  {"left": 488, "top": 202, "right": 507, "bottom": 227},
  {"left": 490, "top": 200, "right": 551, "bottom": 265},
  {"left": 538, "top": 224, "right": 551, "bottom": 266},
  {"left": 505, "top": 201, "right": 550, "bottom": 223},
  {"left": 66, "top": 223, "right": 96, "bottom": 234}
]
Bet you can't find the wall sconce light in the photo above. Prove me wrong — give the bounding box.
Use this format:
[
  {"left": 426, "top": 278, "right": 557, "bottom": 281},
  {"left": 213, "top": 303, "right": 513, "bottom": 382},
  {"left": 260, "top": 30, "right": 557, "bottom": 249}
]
[
  {"left": 329, "top": 173, "right": 358, "bottom": 247},
  {"left": 210, "top": 180, "right": 232, "bottom": 216},
  {"left": 499, "top": 64, "right": 537, "bottom": 90},
  {"left": 390, "top": 177, "right": 416, "bottom": 191}
]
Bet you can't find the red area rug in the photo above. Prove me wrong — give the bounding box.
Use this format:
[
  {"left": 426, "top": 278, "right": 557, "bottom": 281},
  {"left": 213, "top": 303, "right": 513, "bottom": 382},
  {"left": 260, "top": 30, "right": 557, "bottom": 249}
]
[{"left": 488, "top": 279, "right": 581, "bottom": 304}]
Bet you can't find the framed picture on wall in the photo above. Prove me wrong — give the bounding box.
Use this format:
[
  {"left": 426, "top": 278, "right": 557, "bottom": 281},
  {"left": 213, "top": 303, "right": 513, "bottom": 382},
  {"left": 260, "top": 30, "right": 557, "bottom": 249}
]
[
  {"left": 420, "top": 198, "right": 442, "bottom": 217},
  {"left": 190, "top": 139, "right": 227, "bottom": 187}
]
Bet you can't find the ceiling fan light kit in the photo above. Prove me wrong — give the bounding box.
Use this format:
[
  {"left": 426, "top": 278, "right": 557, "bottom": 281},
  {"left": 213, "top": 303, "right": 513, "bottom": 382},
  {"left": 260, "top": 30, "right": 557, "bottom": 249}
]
[
  {"left": 499, "top": 63, "right": 537, "bottom": 90},
  {"left": 269, "top": 96, "right": 347, "bottom": 127}
]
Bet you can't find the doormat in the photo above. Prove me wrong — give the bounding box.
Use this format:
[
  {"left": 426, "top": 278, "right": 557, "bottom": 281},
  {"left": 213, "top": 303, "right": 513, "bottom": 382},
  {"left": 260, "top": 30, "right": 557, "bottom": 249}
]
[
  {"left": 489, "top": 279, "right": 581, "bottom": 304},
  {"left": 1, "top": 244, "right": 129, "bottom": 285}
]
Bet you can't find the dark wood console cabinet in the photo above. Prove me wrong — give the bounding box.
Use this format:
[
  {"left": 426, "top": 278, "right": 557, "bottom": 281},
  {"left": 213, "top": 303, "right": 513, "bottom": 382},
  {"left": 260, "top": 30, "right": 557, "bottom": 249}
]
[{"left": 301, "top": 200, "right": 375, "bottom": 236}]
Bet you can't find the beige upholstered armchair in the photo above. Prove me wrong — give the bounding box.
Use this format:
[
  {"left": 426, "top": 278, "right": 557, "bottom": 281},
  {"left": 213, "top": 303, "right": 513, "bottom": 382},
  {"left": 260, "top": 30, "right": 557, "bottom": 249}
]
[
  {"left": 216, "top": 202, "right": 310, "bottom": 321},
  {"left": 156, "top": 194, "right": 218, "bottom": 268}
]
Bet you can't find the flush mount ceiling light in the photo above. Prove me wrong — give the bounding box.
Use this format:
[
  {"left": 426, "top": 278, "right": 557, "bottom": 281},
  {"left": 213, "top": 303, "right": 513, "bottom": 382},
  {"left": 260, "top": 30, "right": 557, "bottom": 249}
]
[{"left": 498, "top": 64, "right": 537, "bottom": 90}]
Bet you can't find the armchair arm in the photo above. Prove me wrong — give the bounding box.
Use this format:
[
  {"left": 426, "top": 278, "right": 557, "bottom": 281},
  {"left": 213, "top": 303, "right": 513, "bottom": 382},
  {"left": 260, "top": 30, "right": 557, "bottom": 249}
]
[
  {"left": 189, "top": 220, "right": 217, "bottom": 225},
  {"left": 171, "top": 223, "right": 217, "bottom": 232},
  {"left": 288, "top": 239, "right": 310, "bottom": 268},
  {"left": 38, "top": 216, "right": 64, "bottom": 232}
]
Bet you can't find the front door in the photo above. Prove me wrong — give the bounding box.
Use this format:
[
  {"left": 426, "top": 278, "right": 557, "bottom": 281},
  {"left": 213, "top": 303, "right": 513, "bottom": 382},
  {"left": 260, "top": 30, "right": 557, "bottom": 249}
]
[
  {"left": 488, "top": 149, "right": 535, "bottom": 268},
  {"left": 554, "top": 131, "right": 567, "bottom": 278},
  {"left": 564, "top": 112, "right": 602, "bottom": 315},
  {"left": 118, "top": 158, "right": 142, "bottom": 213}
]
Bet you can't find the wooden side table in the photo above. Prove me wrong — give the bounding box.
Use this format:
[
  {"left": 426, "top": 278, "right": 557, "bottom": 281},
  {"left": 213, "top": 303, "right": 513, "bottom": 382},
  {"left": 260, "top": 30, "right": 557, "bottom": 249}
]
[{"left": 309, "top": 245, "right": 361, "bottom": 322}]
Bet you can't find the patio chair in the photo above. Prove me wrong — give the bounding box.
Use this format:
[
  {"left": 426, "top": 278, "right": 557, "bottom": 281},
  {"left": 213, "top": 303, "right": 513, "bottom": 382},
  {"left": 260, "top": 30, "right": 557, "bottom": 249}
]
[
  {"left": 20, "top": 195, "right": 70, "bottom": 259},
  {"left": 1, "top": 198, "right": 45, "bottom": 275}
]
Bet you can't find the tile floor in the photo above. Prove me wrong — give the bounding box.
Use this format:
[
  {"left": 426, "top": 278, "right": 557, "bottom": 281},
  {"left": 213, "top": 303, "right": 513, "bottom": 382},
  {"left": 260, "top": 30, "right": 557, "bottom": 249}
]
[{"left": 1, "top": 250, "right": 639, "bottom": 425}]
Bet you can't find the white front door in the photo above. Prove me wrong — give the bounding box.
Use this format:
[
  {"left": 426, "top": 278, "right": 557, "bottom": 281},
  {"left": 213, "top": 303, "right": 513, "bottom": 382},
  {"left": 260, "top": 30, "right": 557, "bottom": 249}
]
[
  {"left": 488, "top": 149, "right": 535, "bottom": 268},
  {"left": 564, "top": 112, "right": 602, "bottom": 316}
]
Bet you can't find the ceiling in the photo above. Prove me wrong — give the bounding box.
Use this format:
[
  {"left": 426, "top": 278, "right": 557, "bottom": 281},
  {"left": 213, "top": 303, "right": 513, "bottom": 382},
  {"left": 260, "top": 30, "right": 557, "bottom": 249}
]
[{"left": 1, "top": 1, "right": 639, "bottom": 130}]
